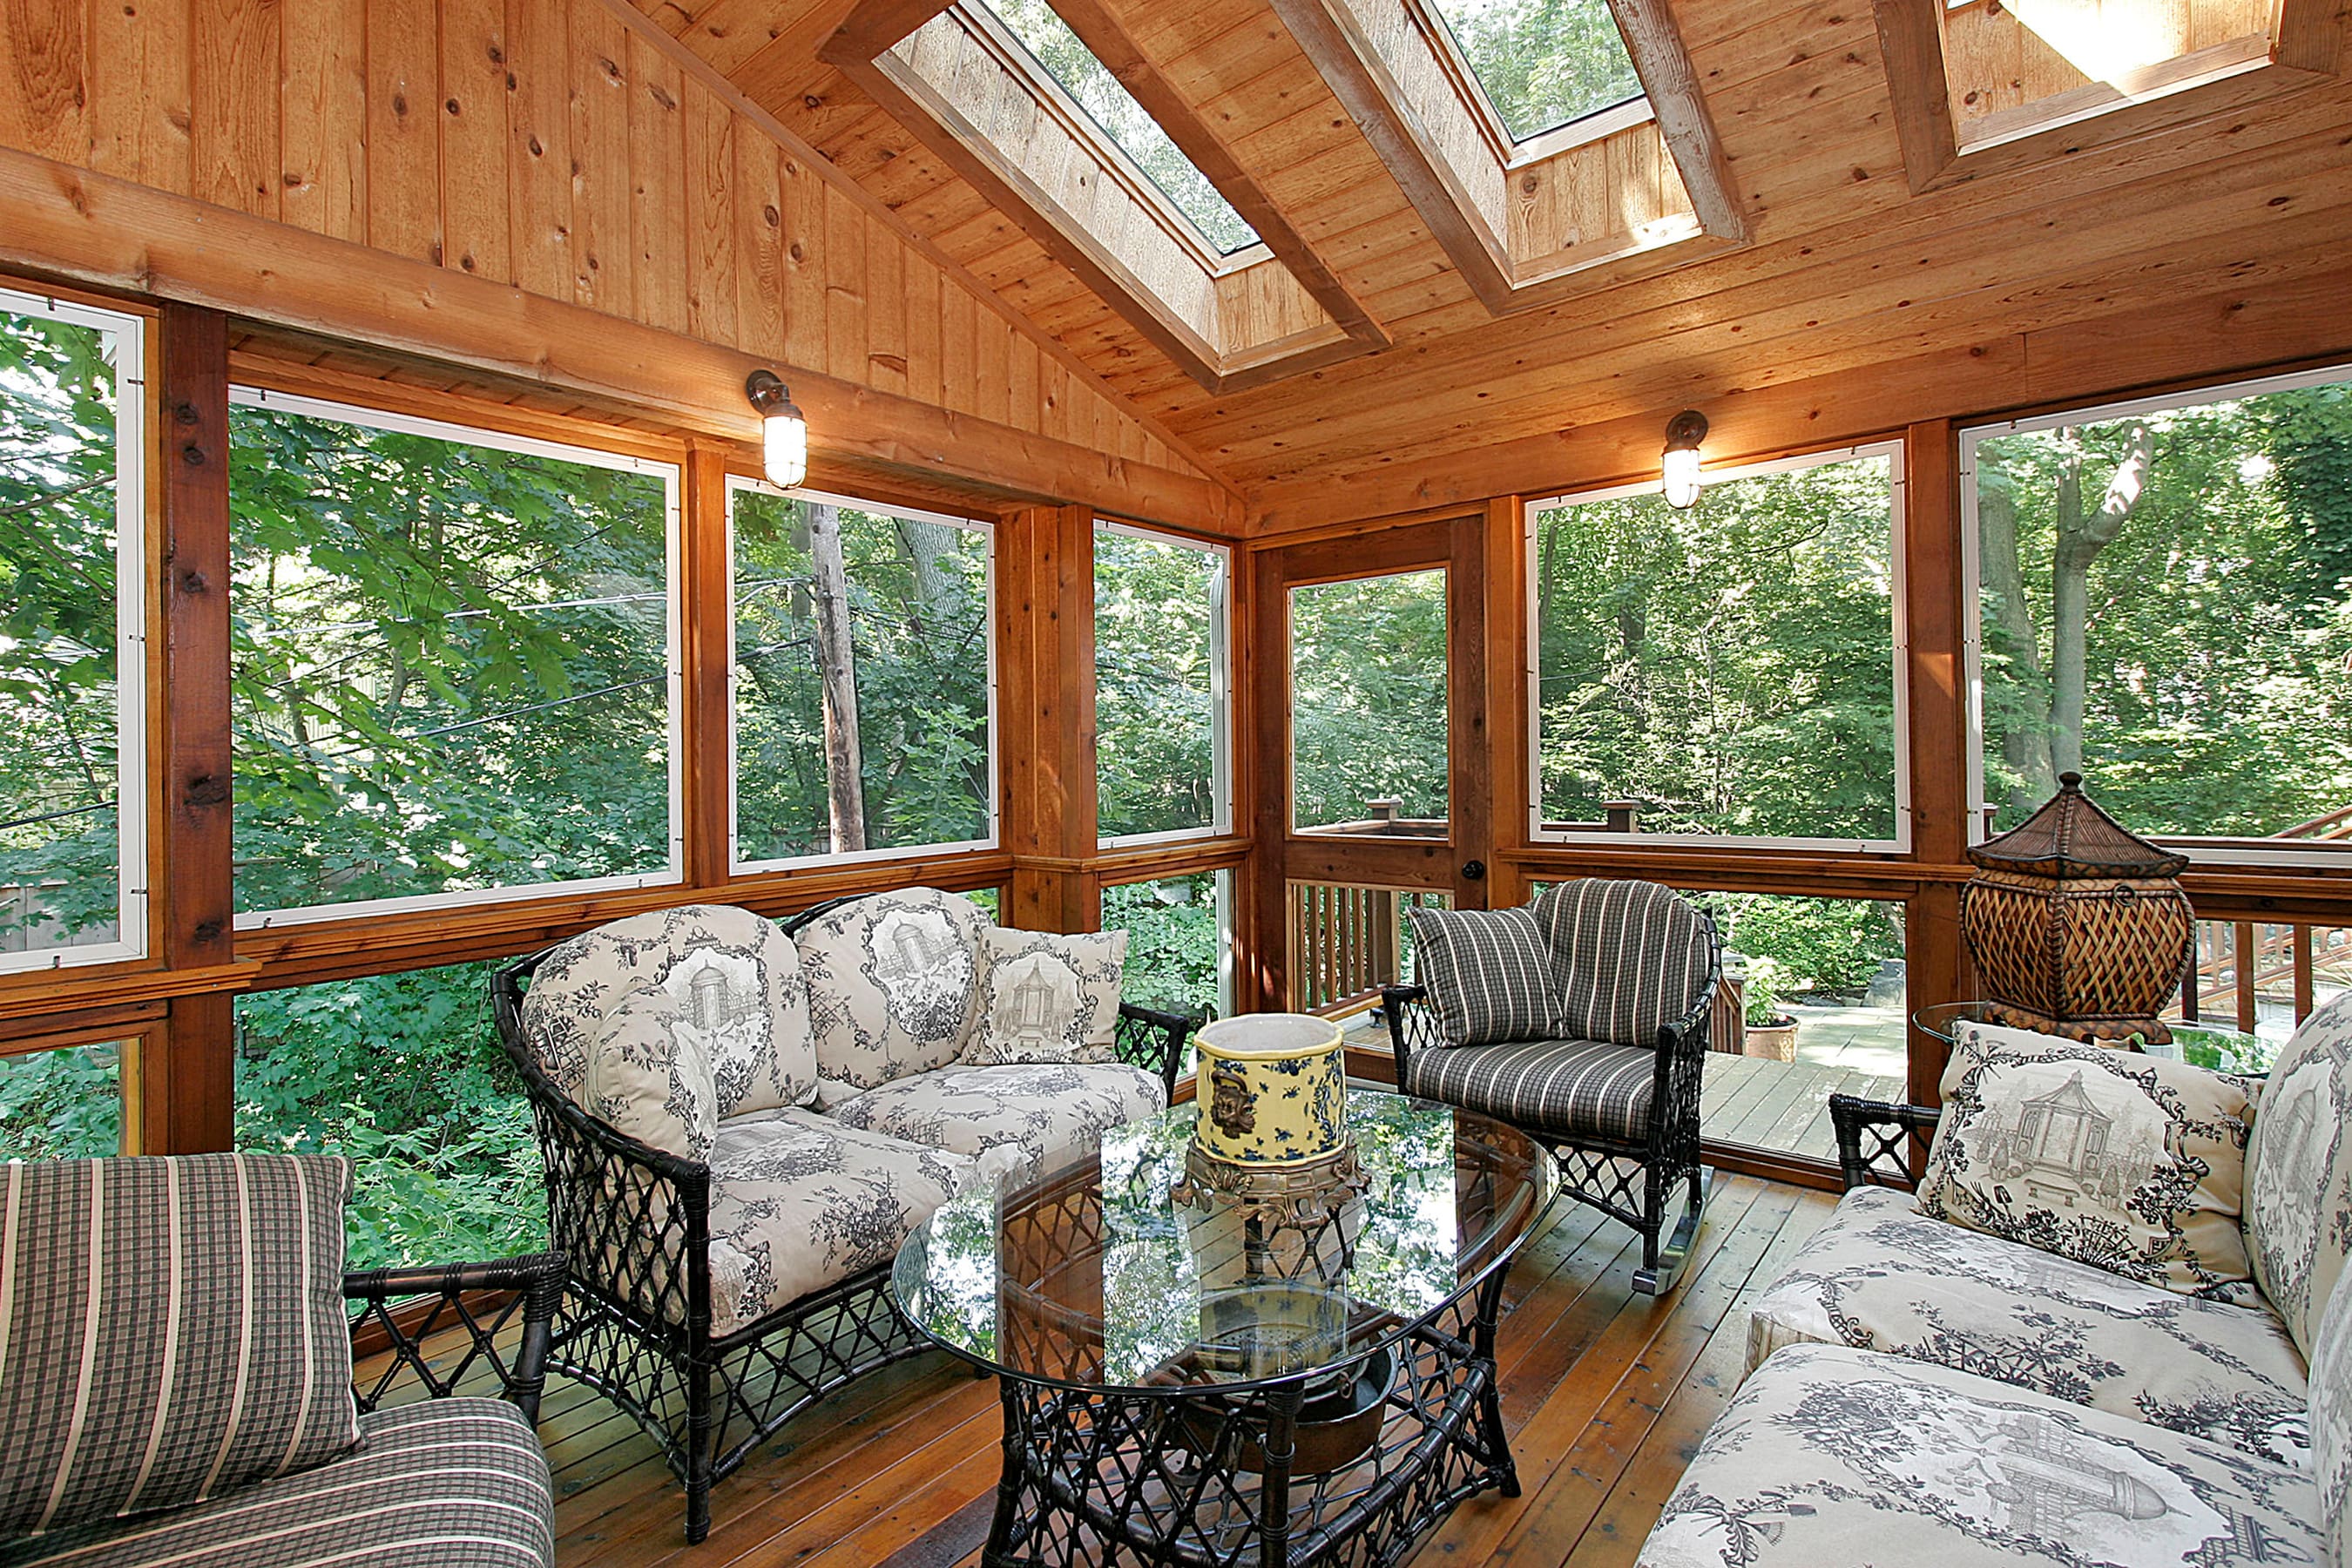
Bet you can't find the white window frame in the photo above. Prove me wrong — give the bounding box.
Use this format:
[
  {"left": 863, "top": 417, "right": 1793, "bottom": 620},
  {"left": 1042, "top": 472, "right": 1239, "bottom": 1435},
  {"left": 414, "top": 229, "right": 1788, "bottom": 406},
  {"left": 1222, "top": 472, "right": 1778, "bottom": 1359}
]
[
  {"left": 726, "top": 476, "right": 1001, "bottom": 875},
  {"left": 1094, "top": 519, "right": 1233, "bottom": 848},
  {"left": 0, "top": 287, "right": 148, "bottom": 974},
  {"left": 228, "top": 386, "right": 685, "bottom": 930},
  {"left": 1961, "top": 362, "right": 2352, "bottom": 868},
  {"left": 1526, "top": 441, "right": 1913, "bottom": 854}
]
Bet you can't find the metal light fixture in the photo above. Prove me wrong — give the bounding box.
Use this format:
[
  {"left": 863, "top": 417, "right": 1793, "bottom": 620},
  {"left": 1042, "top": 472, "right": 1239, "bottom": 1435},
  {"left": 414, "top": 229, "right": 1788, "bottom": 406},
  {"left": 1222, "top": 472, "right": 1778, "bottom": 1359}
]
[
  {"left": 1662, "top": 409, "right": 1708, "bottom": 510},
  {"left": 746, "top": 369, "right": 808, "bottom": 490}
]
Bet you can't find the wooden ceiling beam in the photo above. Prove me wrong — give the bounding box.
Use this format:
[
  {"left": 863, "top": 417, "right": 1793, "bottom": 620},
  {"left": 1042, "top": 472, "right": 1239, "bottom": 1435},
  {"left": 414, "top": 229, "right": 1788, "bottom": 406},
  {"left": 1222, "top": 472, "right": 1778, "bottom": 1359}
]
[{"left": 1606, "top": 0, "right": 1746, "bottom": 241}]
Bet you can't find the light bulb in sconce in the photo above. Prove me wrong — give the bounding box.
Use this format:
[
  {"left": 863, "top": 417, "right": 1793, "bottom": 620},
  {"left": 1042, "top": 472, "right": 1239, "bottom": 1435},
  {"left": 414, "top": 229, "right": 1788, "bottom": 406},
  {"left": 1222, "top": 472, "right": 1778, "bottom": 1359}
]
[
  {"left": 746, "top": 370, "right": 808, "bottom": 490},
  {"left": 1662, "top": 409, "right": 1708, "bottom": 510}
]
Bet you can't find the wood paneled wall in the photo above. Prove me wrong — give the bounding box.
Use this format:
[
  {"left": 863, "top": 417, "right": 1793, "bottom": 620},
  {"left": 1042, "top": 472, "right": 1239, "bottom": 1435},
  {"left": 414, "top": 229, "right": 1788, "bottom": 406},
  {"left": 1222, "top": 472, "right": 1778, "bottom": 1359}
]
[{"left": 0, "top": 0, "right": 1220, "bottom": 489}]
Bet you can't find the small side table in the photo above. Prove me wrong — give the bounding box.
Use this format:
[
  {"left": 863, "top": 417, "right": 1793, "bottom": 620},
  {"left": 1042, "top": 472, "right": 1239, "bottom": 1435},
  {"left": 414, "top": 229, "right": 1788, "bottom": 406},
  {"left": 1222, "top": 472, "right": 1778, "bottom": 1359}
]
[{"left": 1909, "top": 1001, "right": 2278, "bottom": 1076}]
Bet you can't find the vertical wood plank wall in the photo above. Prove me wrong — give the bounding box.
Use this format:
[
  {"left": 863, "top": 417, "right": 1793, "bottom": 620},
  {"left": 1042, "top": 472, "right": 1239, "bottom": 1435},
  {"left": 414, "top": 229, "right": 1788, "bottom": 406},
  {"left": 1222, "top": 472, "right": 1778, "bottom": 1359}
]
[{"left": 1, "top": 0, "right": 1196, "bottom": 476}]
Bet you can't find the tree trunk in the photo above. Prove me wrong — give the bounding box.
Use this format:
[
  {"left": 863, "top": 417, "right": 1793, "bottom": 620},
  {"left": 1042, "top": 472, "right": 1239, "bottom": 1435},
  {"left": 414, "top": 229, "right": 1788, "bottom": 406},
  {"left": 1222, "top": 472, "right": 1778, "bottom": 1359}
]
[
  {"left": 807, "top": 503, "right": 867, "bottom": 854},
  {"left": 2049, "top": 422, "right": 2153, "bottom": 778},
  {"left": 1976, "top": 465, "right": 2054, "bottom": 810},
  {"left": 893, "top": 516, "right": 958, "bottom": 638}
]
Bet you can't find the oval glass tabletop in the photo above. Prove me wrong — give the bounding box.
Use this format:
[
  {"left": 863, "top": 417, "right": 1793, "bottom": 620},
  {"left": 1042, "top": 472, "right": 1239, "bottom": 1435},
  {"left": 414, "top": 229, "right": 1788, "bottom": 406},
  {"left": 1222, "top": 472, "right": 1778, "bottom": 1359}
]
[
  {"left": 889, "top": 1088, "right": 1555, "bottom": 1397},
  {"left": 1910, "top": 1000, "right": 2279, "bottom": 1076}
]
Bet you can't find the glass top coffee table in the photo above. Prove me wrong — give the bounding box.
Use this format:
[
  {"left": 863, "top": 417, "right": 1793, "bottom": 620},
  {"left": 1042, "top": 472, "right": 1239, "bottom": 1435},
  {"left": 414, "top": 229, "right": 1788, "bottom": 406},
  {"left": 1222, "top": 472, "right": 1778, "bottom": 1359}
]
[{"left": 891, "top": 1087, "right": 1555, "bottom": 1567}]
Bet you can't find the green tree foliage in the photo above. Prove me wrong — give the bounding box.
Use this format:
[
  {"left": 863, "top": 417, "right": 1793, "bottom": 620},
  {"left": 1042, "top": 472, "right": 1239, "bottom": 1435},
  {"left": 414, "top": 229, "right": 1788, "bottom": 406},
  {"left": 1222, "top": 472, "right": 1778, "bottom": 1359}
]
[
  {"left": 0, "top": 308, "right": 129, "bottom": 955},
  {"left": 976, "top": 0, "right": 1257, "bottom": 253},
  {"left": 1429, "top": 0, "right": 1646, "bottom": 139},
  {"left": 0, "top": 1045, "right": 124, "bottom": 1160},
  {"left": 1977, "top": 388, "right": 2352, "bottom": 836},
  {"left": 1292, "top": 570, "right": 1450, "bottom": 828},
  {"left": 1095, "top": 530, "right": 1220, "bottom": 839},
  {"left": 227, "top": 403, "right": 673, "bottom": 912},
  {"left": 1534, "top": 456, "right": 1898, "bottom": 841},
  {"left": 1105, "top": 875, "right": 1222, "bottom": 1023},
  {"left": 732, "top": 490, "right": 992, "bottom": 860}
]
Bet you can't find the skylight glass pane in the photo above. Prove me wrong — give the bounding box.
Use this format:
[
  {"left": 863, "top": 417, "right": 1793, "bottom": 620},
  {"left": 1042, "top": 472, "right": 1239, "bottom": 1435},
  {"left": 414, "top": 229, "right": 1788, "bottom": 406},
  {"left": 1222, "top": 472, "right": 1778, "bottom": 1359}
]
[
  {"left": 975, "top": 0, "right": 1259, "bottom": 256},
  {"left": 1426, "top": 0, "right": 1646, "bottom": 143}
]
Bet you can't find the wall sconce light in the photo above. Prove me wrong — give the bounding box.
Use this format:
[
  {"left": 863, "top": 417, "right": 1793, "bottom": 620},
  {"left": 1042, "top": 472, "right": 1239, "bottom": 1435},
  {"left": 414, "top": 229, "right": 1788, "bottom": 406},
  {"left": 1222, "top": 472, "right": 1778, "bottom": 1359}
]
[
  {"left": 1662, "top": 409, "right": 1708, "bottom": 510},
  {"left": 746, "top": 370, "right": 808, "bottom": 490}
]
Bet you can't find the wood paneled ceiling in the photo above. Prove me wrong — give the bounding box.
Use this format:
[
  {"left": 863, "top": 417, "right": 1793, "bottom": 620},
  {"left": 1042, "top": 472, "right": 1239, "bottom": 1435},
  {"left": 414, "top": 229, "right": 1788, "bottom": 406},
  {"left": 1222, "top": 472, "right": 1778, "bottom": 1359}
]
[{"left": 625, "top": 0, "right": 2352, "bottom": 501}]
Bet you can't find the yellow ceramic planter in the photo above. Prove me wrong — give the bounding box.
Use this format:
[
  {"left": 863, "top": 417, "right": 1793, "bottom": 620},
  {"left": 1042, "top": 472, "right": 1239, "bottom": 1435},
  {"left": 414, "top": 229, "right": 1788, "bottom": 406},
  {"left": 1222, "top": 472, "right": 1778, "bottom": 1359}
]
[{"left": 1193, "top": 1013, "right": 1348, "bottom": 1166}]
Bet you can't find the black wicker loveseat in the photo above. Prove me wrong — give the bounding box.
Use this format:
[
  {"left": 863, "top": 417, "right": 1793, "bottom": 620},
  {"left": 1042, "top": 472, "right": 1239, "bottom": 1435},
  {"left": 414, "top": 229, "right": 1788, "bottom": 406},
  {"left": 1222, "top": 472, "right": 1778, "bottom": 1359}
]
[
  {"left": 493, "top": 890, "right": 1193, "bottom": 1543},
  {"left": 1382, "top": 878, "right": 1721, "bottom": 1295}
]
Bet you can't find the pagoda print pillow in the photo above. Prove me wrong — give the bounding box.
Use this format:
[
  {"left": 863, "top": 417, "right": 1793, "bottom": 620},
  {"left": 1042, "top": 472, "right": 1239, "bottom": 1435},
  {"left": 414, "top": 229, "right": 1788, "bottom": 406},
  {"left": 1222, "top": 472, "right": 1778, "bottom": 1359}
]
[
  {"left": 1917, "top": 1020, "right": 2261, "bottom": 1302},
  {"left": 962, "top": 928, "right": 1128, "bottom": 1067}
]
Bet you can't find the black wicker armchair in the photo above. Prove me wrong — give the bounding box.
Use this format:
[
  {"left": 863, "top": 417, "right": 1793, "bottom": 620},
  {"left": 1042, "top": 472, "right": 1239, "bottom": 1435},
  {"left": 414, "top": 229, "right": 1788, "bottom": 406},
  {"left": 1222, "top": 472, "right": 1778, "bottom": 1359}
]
[
  {"left": 345, "top": 1251, "right": 565, "bottom": 1420},
  {"left": 493, "top": 894, "right": 1194, "bottom": 1544},
  {"left": 1382, "top": 882, "right": 1720, "bottom": 1295},
  {"left": 1825, "top": 1092, "right": 1942, "bottom": 1191}
]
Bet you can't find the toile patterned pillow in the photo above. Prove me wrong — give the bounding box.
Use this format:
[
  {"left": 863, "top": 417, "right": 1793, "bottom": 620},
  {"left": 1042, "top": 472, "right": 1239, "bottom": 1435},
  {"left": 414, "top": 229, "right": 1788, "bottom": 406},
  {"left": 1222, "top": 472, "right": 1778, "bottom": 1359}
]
[
  {"left": 1917, "top": 1019, "right": 2261, "bottom": 1303},
  {"left": 580, "top": 983, "right": 716, "bottom": 1163},
  {"left": 961, "top": 927, "right": 1128, "bottom": 1067},
  {"left": 2242, "top": 988, "right": 2352, "bottom": 1361},
  {"left": 796, "top": 887, "right": 992, "bottom": 1105}
]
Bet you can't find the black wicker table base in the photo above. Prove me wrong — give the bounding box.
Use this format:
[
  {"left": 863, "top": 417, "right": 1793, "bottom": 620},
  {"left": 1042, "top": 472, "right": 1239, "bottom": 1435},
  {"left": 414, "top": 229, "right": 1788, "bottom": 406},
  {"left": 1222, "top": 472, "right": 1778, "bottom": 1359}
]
[{"left": 979, "top": 1271, "right": 1519, "bottom": 1568}]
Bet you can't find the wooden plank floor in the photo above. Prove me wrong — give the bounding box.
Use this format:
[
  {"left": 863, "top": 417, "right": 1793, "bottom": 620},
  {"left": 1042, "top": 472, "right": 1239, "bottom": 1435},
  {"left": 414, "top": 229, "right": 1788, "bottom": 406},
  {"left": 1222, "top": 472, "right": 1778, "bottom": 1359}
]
[
  {"left": 1700, "top": 1053, "right": 1902, "bottom": 1161},
  {"left": 463, "top": 1176, "right": 1836, "bottom": 1567}
]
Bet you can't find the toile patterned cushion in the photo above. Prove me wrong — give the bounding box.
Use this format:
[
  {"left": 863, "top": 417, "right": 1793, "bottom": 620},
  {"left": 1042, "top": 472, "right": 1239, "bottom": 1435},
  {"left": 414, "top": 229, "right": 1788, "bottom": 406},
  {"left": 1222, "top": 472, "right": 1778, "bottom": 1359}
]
[
  {"left": 1530, "top": 879, "right": 1714, "bottom": 1049},
  {"left": 2244, "top": 990, "right": 2352, "bottom": 1362},
  {"left": 960, "top": 928, "right": 1127, "bottom": 1068},
  {"left": 3, "top": 1396, "right": 554, "bottom": 1568},
  {"left": 2308, "top": 1268, "right": 2352, "bottom": 1568},
  {"left": 703, "top": 1108, "right": 977, "bottom": 1336},
  {"left": 1406, "top": 905, "right": 1558, "bottom": 1046},
  {"left": 1918, "top": 1020, "right": 2261, "bottom": 1301},
  {"left": 0, "top": 1154, "right": 362, "bottom": 1538},
  {"left": 828, "top": 1061, "right": 1166, "bottom": 1187},
  {"left": 520, "top": 903, "right": 816, "bottom": 1119},
  {"left": 578, "top": 983, "right": 716, "bottom": 1163},
  {"left": 1636, "top": 1342, "right": 2323, "bottom": 1568},
  {"left": 1746, "top": 1185, "right": 2311, "bottom": 1464},
  {"left": 794, "top": 888, "right": 992, "bottom": 1106}
]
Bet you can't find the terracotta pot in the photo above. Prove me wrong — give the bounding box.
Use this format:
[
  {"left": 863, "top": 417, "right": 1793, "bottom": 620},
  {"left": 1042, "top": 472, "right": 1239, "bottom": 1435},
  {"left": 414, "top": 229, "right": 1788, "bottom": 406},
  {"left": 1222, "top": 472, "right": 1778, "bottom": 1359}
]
[{"left": 1743, "top": 1017, "right": 1799, "bottom": 1063}]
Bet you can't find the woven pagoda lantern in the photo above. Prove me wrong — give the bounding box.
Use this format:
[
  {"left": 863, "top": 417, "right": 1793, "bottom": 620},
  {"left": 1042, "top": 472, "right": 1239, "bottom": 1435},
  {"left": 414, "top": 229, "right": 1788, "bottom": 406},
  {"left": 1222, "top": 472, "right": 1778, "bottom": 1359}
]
[{"left": 1961, "top": 771, "right": 2196, "bottom": 1045}]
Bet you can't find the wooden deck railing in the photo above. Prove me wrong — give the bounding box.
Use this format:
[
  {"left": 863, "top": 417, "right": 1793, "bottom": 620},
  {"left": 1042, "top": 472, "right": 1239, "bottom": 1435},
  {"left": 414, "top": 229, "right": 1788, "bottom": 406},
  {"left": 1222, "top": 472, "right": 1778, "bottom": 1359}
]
[
  {"left": 2175, "top": 920, "right": 2352, "bottom": 1031},
  {"left": 1286, "top": 882, "right": 1450, "bottom": 1014}
]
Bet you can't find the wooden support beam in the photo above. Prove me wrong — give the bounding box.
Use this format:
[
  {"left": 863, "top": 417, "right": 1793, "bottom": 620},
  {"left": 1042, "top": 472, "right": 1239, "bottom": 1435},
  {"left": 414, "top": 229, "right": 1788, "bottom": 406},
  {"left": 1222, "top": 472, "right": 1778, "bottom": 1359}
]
[
  {"left": 1446, "top": 508, "right": 1492, "bottom": 911},
  {"left": 1000, "top": 505, "right": 1102, "bottom": 932},
  {"left": 1605, "top": 0, "right": 1747, "bottom": 242},
  {"left": 0, "top": 146, "right": 1242, "bottom": 534},
  {"left": 680, "top": 443, "right": 733, "bottom": 888},
  {"left": 1479, "top": 494, "right": 1531, "bottom": 911},
  {"left": 157, "top": 302, "right": 236, "bottom": 1153}
]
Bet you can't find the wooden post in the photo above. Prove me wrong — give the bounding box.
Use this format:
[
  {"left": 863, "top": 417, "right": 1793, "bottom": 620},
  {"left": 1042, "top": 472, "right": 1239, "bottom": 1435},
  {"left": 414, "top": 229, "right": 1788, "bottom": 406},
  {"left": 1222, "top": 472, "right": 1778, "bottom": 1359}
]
[
  {"left": 1477, "top": 495, "right": 1529, "bottom": 911},
  {"left": 156, "top": 303, "right": 236, "bottom": 1154},
  {"left": 1449, "top": 510, "right": 1492, "bottom": 912},
  {"left": 1903, "top": 419, "right": 1968, "bottom": 1107},
  {"left": 1241, "top": 543, "right": 1290, "bottom": 1012},
  {"left": 1001, "top": 504, "right": 1099, "bottom": 932},
  {"left": 679, "top": 443, "right": 733, "bottom": 889}
]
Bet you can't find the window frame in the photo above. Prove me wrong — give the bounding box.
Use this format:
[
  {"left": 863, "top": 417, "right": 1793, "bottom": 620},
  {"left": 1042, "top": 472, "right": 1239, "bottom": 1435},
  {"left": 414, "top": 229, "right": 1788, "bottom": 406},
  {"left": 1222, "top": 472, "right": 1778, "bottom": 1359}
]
[
  {"left": 0, "top": 285, "right": 150, "bottom": 976},
  {"left": 1402, "top": 0, "right": 1656, "bottom": 167},
  {"left": 1524, "top": 439, "right": 1914, "bottom": 855},
  {"left": 226, "top": 385, "right": 686, "bottom": 931},
  {"left": 725, "top": 476, "right": 1002, "bottom": 875},
  {"left": 1094, "top": 519, "right": 1233, "bottom": 849},
  {"left": 1960, "top": 361, "right": 2352, "bottom": 868}
]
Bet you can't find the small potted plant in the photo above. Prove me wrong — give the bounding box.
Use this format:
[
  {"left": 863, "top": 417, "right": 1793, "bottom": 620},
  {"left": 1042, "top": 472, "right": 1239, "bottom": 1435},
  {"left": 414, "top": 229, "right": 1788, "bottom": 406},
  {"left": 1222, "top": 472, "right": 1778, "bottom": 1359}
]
[{"left": 1740, "top": 957, "right": 1800, "bottom": 1063}]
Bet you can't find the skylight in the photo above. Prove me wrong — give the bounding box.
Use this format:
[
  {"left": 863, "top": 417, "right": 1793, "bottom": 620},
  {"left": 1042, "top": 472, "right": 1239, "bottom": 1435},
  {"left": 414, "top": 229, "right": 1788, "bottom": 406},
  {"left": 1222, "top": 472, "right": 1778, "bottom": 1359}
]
[
  {"left": 973, "top": 0, "right": 1260, "bottom": 256},
  {"left": 1424, "top": 0, "right": 1646, "bottom": 143}
]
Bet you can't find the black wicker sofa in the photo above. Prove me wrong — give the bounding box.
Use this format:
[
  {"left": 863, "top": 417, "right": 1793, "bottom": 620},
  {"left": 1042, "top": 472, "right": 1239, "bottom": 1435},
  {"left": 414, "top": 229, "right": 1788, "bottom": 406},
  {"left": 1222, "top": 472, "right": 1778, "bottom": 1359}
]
[{"left": 493, "top": 888, "right": 1193, "bottom": 1543}]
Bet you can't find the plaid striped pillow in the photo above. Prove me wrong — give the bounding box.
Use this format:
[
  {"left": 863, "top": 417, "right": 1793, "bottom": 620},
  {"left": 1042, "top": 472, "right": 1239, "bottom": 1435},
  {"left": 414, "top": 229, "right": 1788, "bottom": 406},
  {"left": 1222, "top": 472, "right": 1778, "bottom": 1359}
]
[
  {"left": 1532, "top": 879, "right": 1713, "bottom": 1049},
  {"left": 1408, "top": 905, "right": 1559, "bottom": 1046},
  {"left": 0, "top": 1152, "right": 362, "bottom": 1537}
]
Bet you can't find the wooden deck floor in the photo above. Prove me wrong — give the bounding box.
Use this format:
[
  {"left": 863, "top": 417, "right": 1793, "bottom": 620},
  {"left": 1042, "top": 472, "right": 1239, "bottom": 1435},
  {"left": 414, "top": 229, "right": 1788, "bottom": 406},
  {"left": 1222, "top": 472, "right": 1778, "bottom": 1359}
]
[
  {"left": 494, "top": 1176, "right": 1835, "bottom": 1568},
  {"left": 1700, "top": 1052, "right": 1903, "bottom": 1162}
]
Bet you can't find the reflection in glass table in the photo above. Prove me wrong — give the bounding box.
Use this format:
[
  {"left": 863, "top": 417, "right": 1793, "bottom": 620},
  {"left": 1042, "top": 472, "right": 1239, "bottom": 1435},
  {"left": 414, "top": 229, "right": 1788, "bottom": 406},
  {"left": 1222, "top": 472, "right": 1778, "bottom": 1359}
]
[
  {"left": 1909, "top": 1000, "right": 2280, "bottom": 1077},
  {"left": 890, "top": 1088, "right": 1556, "bottom": 1567}
]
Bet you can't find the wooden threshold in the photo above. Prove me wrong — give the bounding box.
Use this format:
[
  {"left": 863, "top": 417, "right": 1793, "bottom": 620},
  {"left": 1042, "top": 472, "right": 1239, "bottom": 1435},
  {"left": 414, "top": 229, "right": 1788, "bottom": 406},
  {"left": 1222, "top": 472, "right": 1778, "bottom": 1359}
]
[{"left": 368, "top": 1174, "right": 1837, "bottom": 1565}]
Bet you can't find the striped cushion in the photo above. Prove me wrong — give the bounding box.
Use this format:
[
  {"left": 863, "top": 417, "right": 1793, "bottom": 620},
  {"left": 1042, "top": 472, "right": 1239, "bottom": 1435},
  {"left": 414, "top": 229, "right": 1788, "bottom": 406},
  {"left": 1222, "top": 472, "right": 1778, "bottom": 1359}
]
[
  {"left": 0, "top": 1155, "right": 361, "bottom": 1538},
  {"left": 3, "top": 1397, "right": 552, "bottom": 1568},
  {"left": 1408, "top": 906, "right": 1558, "bottom": 1045},
  {"left": 1531, "top": 880, "right": 1713, "bottom": 1049},
  {"left": 1402, "top": 1037, "right": 1657, "bottom": 1144}
]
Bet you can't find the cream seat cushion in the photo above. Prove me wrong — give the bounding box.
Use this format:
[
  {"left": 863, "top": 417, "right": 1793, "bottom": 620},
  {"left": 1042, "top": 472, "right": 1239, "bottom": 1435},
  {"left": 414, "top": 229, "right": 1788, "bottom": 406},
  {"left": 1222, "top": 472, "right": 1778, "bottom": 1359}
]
[
  {"left": 1638, "top": 1342, "right": 2322, "bottom": 1568},
  {"left": 1747, "top": 1184, "right": 2310, "bottom": 1463},
  {"left": 828, "top": 1061, "right": 1166, "bottom": 1187}
]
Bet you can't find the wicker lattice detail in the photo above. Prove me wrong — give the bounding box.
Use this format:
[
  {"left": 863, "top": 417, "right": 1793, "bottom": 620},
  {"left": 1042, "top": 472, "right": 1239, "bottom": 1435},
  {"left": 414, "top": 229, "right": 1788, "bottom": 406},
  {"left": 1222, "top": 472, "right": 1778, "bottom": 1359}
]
[
  {"left": 344, "top": 1253, "right": 564, "bottom": 1422},
  {"left": 490, "top": 898, "right": 1195, "bottom": 1544},
  {"left": 1827, "top": 1093, "right": 1943, "bottom": 1192},
  {"left": 1382, "top": 902, "right": 1716, "bottom": 1295},
  {"left": 1960, "top": 868, "right": 2195, "bottom": 1044},
  {"left": 979, "top": 1269, "right": 1517, "bottom": 1568}
]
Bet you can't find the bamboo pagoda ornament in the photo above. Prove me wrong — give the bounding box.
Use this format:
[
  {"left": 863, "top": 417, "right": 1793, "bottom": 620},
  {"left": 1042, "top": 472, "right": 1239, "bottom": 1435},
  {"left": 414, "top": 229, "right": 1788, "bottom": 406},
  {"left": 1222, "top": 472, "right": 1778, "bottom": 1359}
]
[{"left": 1961, "top": 772, "right": 2196, "bottom": 1045}]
